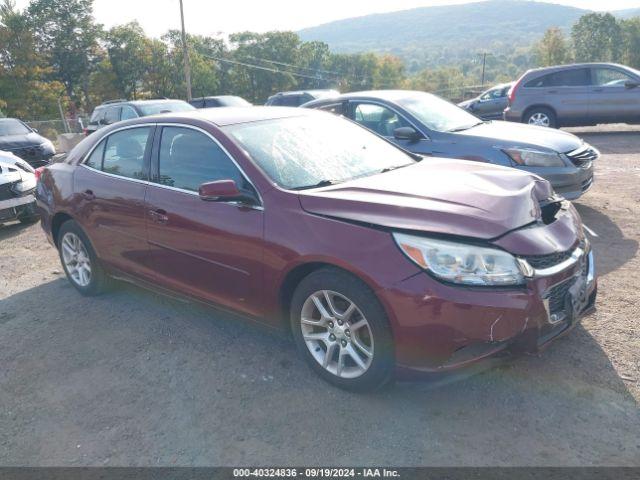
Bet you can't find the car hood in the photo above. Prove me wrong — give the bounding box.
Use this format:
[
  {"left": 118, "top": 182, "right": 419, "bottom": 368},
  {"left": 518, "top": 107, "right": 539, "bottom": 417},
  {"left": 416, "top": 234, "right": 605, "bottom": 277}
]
[
  {"left": 457, "top": 99, "right": 476, "bottom": 108},
  {"left": 0, "top": 132, "right": 43, "bottom": 150},
  {"left": 298, "top": 158, "right": 556, "bottom": 240},
  {"left": 457, "top": 120, "right": 582, "bottom": 153},
  {"left": 0, "top": 152, "right": 35, "bottom": 186}
]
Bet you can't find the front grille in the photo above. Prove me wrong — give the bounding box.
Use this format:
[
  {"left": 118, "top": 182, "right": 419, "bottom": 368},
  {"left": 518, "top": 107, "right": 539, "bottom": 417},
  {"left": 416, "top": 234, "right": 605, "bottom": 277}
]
[
  {"left": 581, "top": 176, "right": 593, "bottom": 192},
  {"left": 566, "top": 145, "right": 598, "bottom": 168},
  {"left": 523, "top": 249, "right": 573, "bottom": 269},
  {"left": 0, "top": 183, "right": 17, "bottom": 201},
  {"left": 546, "top": 278, "right": 574, "bottom": 316}
]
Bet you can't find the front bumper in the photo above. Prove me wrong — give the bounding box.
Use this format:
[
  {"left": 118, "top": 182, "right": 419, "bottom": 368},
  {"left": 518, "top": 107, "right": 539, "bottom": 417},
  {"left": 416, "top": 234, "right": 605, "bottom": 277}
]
[
  {"left": 0, "top": 194, "right": 37, "bottom": 222},
  {"left": 382, "top": 245, "right": 596, "bottom": 376},
  {"left": 519, "top": 161, "right": 594, "bottom": 201}
]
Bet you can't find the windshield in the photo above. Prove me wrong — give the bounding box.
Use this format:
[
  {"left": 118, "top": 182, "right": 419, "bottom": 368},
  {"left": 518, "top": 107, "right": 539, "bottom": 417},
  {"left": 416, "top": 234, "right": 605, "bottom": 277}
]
[
  {"left": 0, "top": 119, "right": 31, "bottom": 136},
  {"left": 226, "top": 115, "right": 415, "bottom": 190},
  {"left": 137, "top": 101, "right": 195, "bottom": 116},
  {"left": 396, "top": 92, "right": 482, "bottom": 132}
]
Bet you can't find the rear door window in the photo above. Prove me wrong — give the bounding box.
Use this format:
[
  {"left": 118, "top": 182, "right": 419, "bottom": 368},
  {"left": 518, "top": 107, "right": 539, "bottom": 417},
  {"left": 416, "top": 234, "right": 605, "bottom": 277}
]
[
  {"left": 526, "top": 69, "right": 590, "bottom": 88},
  {"left": 121, "top": 105, "right": 138, "bottom": 120},
  {"left": 104, "top": 106, "right": 122, "bottom": 124},
  {"left": 101, "top": 127, "right": 151, "bottom": 180}
]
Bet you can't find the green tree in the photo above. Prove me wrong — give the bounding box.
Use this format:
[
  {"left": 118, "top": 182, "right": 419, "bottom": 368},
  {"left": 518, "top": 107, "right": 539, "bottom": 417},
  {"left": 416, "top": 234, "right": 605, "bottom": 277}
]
[
  {"left": 105, "top": 22, "right": 151, "bottom": 99},
  {"left": 572, "top": 13, "right": 622, "bottom": 63},
  {"left": 27, "top": 0, "right": 101, "bottom": 105},
  {"left": 0, "top": 0, "right": 65, "bottom": 119},
  {"left": 620, "top": 17, "right": 640, "bottom": 70},
  {"left": 535, "top": 27, "right": 571, "bottom": 66}
]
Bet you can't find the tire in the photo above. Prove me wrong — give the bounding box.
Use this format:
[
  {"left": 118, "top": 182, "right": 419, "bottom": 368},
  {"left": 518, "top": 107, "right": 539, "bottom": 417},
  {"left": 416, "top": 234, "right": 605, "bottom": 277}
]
[
  {"left": 290, "top": 267, "right": 394, "bottom": 392},
  {"left": 57, "top": 219, "right": 110, "bottom": 296},
  {"left": 524, "top": 107, "right": 557, "bottom": 128}
]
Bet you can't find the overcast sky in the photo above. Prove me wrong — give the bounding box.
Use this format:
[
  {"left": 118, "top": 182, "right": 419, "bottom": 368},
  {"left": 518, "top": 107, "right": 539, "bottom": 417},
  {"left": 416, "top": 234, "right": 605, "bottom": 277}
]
[{"left": 14, "top": 0, "right": 640, "bottom": 37}]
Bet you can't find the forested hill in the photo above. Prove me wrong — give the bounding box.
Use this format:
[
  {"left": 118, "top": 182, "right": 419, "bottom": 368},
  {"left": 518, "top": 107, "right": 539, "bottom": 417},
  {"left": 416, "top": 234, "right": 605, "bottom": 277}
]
[{"left": 298, "top": 0, "right": 632, "bottom": 69}]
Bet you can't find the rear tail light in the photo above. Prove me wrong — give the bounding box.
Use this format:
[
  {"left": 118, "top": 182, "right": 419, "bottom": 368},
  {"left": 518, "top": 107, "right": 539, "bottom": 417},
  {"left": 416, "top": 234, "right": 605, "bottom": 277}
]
[
  {"left": 83, "top": 128, "right": 89, "bottom": 136},
  {"left": 508, "top": 77, "right": 523, "bottom": 104},
  {"left": 34, "top": 166, "right": 45, "bottom": 181}
]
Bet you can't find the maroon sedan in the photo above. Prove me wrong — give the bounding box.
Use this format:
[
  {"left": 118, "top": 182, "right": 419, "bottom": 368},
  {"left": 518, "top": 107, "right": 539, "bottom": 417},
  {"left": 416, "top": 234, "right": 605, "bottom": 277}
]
[{"left": 36, "top": 107, "right": 596, "bottom": 391}]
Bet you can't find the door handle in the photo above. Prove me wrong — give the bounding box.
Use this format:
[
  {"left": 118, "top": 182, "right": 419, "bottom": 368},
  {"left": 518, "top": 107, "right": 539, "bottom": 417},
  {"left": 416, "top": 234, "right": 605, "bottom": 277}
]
[
  {"left": 149, "top": 208, "right": 169, "bottom": 224},
  {"left": 81, "top": 189, "right": 95, "bottom": 200}
]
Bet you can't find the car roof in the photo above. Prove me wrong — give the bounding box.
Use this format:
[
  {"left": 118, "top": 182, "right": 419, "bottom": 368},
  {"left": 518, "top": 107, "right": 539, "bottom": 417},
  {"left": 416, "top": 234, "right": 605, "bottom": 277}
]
[
  {"left": 125, "top": 106, "right": 317, "bottom": 127},
  {"left": 271, "top": 89, "right": 338, "bottom": 96},
  {"left": 303, "top": 89, "right": 433, "bottom": 106},
  {"left": 523, "top": 62, "right": 632, "bottom": 76}
]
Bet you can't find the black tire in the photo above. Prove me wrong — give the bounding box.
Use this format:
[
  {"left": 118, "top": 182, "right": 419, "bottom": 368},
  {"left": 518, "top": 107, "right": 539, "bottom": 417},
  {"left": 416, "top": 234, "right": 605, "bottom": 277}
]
[
  {"left": 57, "top": 219, "right": 110, "bottom": 296},
  {"left": 524, "top": 107, "right": 557, "bottom": 128},
  {"left": 290, "top": 267, "right": 394, "bottom": 392}
]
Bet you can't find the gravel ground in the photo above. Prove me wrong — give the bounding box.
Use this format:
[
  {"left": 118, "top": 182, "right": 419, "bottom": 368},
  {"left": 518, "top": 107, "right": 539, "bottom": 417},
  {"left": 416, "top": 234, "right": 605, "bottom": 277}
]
[{"left": 0, "top": 125, "right": 638, "bottom": 467}]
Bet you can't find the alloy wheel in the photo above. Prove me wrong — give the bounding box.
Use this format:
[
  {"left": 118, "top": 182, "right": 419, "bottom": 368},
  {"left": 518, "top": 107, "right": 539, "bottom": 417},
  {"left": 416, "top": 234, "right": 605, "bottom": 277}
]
[
  {"left": 300, "top": 290, "right": 374, "bottom": 379},
  {"left": 528, "top": 112, "right": 550, "bottom": 127},
  {"left": 61, "top": 232, "right": 92, "bottom": 287}
]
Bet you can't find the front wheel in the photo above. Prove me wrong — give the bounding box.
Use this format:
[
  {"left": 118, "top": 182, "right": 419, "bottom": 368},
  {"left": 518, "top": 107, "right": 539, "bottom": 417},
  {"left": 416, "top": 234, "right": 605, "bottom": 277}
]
[
  {"left": 57, "top": 220, "right": 110, "bottom": 296},
  {"left": 290, "top": 268, "right": 394, "bottom": 392}
]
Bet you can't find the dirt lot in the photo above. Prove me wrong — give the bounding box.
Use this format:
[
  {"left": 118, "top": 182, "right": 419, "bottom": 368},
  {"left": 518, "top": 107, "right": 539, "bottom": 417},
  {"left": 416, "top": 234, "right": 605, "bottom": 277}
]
[{"left": 0, "top": 125, "right": 638, "bottom": 467}]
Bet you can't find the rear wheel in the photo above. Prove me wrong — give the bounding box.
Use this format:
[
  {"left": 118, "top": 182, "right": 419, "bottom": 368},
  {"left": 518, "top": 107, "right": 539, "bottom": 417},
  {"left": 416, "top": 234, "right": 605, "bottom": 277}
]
[
  {"left": 524, "top": 107, "right": 557, "bottom": 128},
  {"left": 290, "top": 268, "right": 394, "bottom": 392},
  {"left": 57, "top": 220, "right": 110, "bottom": 296}
]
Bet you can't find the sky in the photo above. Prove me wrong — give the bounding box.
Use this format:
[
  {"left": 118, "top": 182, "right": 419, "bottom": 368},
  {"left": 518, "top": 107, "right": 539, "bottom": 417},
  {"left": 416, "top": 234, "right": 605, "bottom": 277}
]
[{"left": 14, "top": 0, "right": 640, "bottom": 37}]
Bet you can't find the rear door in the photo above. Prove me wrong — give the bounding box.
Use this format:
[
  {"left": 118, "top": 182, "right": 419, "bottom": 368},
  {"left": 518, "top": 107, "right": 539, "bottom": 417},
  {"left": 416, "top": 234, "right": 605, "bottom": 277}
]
[
  {"left": 589, "top": 66, "right": 640, "bottom": 123},
  {"left": 73, "top": 125, "right": 155, "bottom": 280},
  {"left": 524, "top": 68, "right": 591, "bottom": 124},
  {"left": 145, "top": 125, "right": 264, "bottom": 316}
]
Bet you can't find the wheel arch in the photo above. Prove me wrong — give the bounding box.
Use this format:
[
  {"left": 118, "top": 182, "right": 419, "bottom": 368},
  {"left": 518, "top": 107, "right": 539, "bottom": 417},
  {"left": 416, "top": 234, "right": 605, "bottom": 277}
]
[{"left": 51, "top": 212, "right": 74, "bottom": 247}]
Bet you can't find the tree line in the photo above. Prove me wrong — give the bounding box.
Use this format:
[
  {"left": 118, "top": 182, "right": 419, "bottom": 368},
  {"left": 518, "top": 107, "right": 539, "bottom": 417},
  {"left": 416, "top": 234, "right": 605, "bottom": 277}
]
[{"left": 1, "top": 0, "right": 639, "bottom": 121}]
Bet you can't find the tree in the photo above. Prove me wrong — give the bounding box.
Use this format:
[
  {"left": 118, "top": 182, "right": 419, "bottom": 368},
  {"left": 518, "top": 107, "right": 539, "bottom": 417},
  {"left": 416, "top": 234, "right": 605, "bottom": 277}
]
[
  {"left": 27, "top": 0, "right": 101, "bottom": 105},
  {"left": 535, "top": 27, "right": 571, "bottom": 66},
  {"left": 572, "top": 13, "right": 622, "bottom": 63},
  {"left": 620, "top": 17, "right": 640, "bottom": 70},
  {"left": 105, "top": 22, "right": 151, "bottom": 99},
  {"left": 0, "top": 0, "right": 65, "bottom": 119}
]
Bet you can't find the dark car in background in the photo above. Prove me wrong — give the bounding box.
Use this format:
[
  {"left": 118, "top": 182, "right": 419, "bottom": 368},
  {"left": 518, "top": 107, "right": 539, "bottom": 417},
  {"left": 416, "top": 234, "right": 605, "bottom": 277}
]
[
  {"left": 36, "top": 107, "right": 596, "bottom": 391},
  {"left": 458, "top": 82, "right": 513, "bottom": 120},
  {"left": 505, "top": 62, "right": 640, "bottom": 128},
  {"left": 303, "top": 90, "right": 597, "bottom": 200},
  {"left": 189, "top": 95, "right": 252, "bottom": 109},
  {"left": 0, "top": 118, "right": 56, "bottom": 168},
  {"left": 265, "top": 89, "right": 339, "bottom": 107},
  {"left": 85, "top": 99, "right": 195, "bottom": 136}
]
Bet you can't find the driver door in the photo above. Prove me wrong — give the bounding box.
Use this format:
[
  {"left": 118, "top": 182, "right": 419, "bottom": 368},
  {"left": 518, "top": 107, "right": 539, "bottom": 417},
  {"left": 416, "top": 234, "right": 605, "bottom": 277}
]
[
  {"left": 346, "top": 101, "right": 433, "bottom": 155},
  {"left": 145, "top": 125, "right": 265, "bottom": 316}
]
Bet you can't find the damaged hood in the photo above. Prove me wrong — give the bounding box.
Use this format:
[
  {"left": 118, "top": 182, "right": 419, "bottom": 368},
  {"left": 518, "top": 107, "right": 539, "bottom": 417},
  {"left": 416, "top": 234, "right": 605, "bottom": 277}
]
[
  {"left": 298, "top": 158, "right": 556, "bottom": 240},
  {"left": 0, "top": 151, "right": 36, "bottom": 187}
]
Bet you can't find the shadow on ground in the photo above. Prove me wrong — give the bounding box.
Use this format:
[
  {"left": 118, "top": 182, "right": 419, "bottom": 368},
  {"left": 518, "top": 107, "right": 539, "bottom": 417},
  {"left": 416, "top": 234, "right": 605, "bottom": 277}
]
[
  {"left": 0, "top": 278, "right": 638, "bottom": 466},
  {"left": 568, "top": 130, "right": 640, "bottom": 155},
  {"left": 573, "top": 203, "right": 638, "bottom": 276}
]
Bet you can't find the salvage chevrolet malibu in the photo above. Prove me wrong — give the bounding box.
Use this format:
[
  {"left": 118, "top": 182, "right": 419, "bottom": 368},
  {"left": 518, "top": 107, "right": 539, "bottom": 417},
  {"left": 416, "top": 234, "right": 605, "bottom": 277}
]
[{"left": 36, "top": 107, "right": 597, "bottom": 391}]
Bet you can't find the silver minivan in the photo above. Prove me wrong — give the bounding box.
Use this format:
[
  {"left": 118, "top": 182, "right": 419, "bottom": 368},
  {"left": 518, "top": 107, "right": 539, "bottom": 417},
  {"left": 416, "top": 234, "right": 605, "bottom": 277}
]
[{"left": 505, "top": 62, "right": 640, "bottom": 128}]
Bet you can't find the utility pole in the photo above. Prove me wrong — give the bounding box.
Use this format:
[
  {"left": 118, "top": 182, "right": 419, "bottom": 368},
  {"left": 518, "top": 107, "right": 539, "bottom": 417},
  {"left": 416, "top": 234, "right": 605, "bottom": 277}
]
[
  {"left": 479, "top": 52, "right": 491, "bottom": 87},
  {"left": 179, "top": 0, "right": 192, "bottom": 101}
]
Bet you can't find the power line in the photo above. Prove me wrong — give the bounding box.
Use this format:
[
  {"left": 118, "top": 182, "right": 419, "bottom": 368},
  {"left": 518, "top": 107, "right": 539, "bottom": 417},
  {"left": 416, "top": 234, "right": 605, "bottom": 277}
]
[
  {"left": 241, "top": 55, "right": 342, "bottom": 77},
  {"left": 204, "top": 54, "right": 336, "bottom": 82}
]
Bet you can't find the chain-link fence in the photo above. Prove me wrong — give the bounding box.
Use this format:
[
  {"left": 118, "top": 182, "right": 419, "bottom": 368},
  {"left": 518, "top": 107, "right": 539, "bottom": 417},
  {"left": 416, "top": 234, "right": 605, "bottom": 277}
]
[
  {"left": 24, "top": 117, "right": 88, "bottom": 143},
  {"left": 434, "top": 84, "right": 488, "bottom": 103}
]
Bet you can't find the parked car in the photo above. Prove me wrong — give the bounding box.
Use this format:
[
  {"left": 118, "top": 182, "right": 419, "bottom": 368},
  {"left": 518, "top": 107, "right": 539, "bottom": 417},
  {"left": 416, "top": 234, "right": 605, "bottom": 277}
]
[
  {"left": 265, "top": 89, "right": 339, "bottom": 107},
  {"left": 0, "top": 150, "right": 38, "bottom": 224},
  {"left": 189, "top": 95, "right": 252, "bottom": 108},
  {"left": 36, "top": 107, "right": 596, "bottom": 391},
  {"left": 0, "top": 118, "right": 56, "bottom": 168},
  {"left": 505, "top": 62, "right": 640, "bottom": 128},
  {"left": 303, "top": 90, "right": 597, "bottom": 200},
  {"left": 85, "top": 99, "right": 195, "bottom": 136},
  {"left": 458, "top": 82, "right": 513, "bottom": 120}
]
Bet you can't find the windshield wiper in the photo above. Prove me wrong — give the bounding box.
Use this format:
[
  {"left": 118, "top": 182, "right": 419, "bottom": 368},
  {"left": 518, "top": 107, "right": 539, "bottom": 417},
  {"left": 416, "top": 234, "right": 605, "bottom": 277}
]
[
  {"left": 447, "top": 121, "right": 484, "bottom": 133},
  {"left": 291, "top": 179, "right": 340, "bottom": 191},
  {"left": 379, "top": 164, "right": 412, "bottom": 174}
]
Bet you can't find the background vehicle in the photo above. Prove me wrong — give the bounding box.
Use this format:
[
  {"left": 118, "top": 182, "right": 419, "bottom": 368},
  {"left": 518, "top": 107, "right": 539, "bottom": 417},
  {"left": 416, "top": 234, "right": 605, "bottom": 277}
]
[
  {"left": 303, "top": 90, "right": 598, "bottom": 200},
  {"left": 458, "top": 82, "right": 513, "bottom": 120},
  {"left": 189, "top": 95, "right": 252, "bottom": 108},
  {"left": 505, "top": 62, "right": 640, "bottom": 128},
  {"left": 265, "top": 89, "right": 339, "bottom": 106},
  {"left": 0, "top": 150, "right": 38, "bottom": 224},
  {"left": 0, "top": 118, "right": 56, "bottom": 168},
  {"left": 36, "top": 107, "right": 596, "bottom": 391},
  {"left": 84, "top": 99, "right": 195, "bottom": 136}
]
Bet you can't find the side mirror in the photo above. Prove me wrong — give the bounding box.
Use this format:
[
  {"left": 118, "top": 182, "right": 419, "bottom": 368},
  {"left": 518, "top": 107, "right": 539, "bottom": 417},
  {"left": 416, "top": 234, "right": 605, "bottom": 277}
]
[
  {"left": 625, "top": 80, "right": 639, "bottom": 89},
  {"left": 198, "top": 179, "right": 257, "bottom": 206},
  {"left": 393, "top": 126, "right": 422, "bottom": 143}
]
